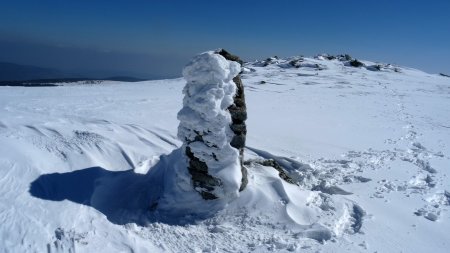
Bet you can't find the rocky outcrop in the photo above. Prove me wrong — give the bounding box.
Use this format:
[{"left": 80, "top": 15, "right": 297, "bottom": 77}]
[
  {"left": 348, "top": 59, "right": 365, "bottom": 68},
  {"left": 366, "top": 64, "right": 382, "bottom": 71},
  {"left": 244, "top": 159, "right": 297, "bottom": 186}
]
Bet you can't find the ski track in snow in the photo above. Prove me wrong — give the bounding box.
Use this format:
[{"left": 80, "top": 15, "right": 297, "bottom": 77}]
[{"left": 0, "top": 58, "right": 449, "bottom": 252}]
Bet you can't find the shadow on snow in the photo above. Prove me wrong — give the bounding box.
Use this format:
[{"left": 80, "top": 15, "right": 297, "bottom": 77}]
[{"left": 29, "top": 148, "right": 204, "bottom": 226}]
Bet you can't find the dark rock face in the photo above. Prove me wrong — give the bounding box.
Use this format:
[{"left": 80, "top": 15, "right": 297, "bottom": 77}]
[
  {"left": 260, "top": 56, "right": 280, "bottom": 67},
  {"left": 244, "top": 159, "right": 297, "bottom": 185},
  {"left": 345, "top": 59, "right": 365, "bottom": 68},
  {"left": 289, "top": 58, "right": 304, "bottom": 68},
  {"left": 215, "top": 49, "right": 248, "bottom": 191},
  {"left": 215, "top": 49, "right": 244, "bottom": 65},
  {"left": 337, "top": 54, "right": 353, "bottom": 61},
  {"left": 186, "top": 146, "right": 222, "bottom": 200},
  {"left": 348, "top": 59, "right": 365, "bottom": 68}
]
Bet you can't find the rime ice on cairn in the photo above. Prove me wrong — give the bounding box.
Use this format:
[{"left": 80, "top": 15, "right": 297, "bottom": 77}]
[{"left": 177, "top": 49, "right": 248, "bottom": 200}]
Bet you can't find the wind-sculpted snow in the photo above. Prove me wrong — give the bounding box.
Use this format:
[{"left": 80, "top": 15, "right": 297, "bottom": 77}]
[{"left": 0, "top": 55, "right": 449, "bottom": 252}]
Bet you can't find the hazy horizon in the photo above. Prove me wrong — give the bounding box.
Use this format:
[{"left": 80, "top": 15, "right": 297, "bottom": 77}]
[{"left": 1, "top": 0, "right": 449, "bottom": 78}]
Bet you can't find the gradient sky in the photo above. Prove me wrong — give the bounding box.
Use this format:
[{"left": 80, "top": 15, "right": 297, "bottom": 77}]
[{"left": 1, "top": 0, "right": 449, "bottom": 78}]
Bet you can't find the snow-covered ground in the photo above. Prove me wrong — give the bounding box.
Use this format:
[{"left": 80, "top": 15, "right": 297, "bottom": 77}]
[{"left": 0, "top": 55, "right": 449, "bottom": 252}]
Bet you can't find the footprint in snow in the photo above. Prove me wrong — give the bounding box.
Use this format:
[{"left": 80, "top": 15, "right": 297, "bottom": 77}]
[{"left": 414, "top": 191, "right": 450, "bottom": 222}]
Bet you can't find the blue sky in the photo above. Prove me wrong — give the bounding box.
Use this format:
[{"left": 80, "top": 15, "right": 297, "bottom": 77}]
[{"left": 1, "top": 0, "right": 449, "bottom": 78}]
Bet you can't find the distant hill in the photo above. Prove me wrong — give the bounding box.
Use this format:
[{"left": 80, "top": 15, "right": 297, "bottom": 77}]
[
  {"left": 0, "top": 62, "right": 151, "bottom": 83},
  {"left": 0, "top": 62, "right": 74, "bottom": 81},
  {"left": 102, "top": 76, "right": 148, "bottom": 82},
  {"left": 0, "top": 77, "right": 149, "bottom": 87}
]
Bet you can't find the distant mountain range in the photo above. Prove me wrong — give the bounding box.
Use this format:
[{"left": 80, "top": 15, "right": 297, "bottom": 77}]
[
  {"left": 0, "top": 62, "right": 73, "bottom": 81},
  {"left": 0, "top": 62, "right": 150, "bottom": 83}
]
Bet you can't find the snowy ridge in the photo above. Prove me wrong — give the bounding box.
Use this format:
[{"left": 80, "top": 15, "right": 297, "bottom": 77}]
[{"left": 0, "top": 55, "right": 449, "bottom": 252}]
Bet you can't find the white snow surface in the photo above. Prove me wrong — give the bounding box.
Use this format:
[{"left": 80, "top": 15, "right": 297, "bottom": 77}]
[
  {"left": 0, "top": 55, "right": 449, "bottom": 253},
  {"left": 178, "top": 51, "right": 242, "bottom": 200}
]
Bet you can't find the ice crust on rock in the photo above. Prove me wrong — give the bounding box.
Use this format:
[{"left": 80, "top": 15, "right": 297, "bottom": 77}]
[{"left": 177, "top": 51, "right": 243, "bottom": 200}]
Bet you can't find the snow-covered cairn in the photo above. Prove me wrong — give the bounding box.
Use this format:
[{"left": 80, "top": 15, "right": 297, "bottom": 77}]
[{"left": 177, "top": 49, "right": 248, "bottom": 200}]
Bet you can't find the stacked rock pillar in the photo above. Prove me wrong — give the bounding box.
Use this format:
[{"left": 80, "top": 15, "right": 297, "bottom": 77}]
[
  {"left": 215, "top": 49, "right": 248, "bottom": 191},
  {"left": 177, "top": 49, "right": 248, "bottom": 200}
]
